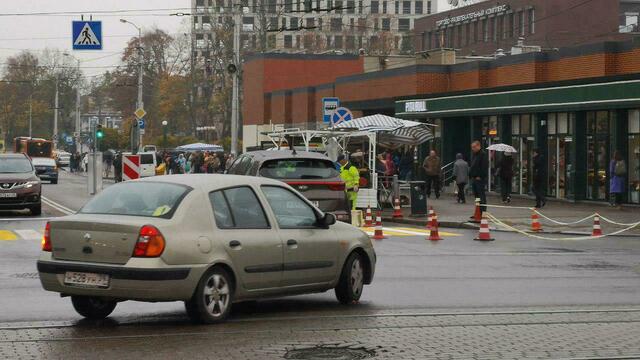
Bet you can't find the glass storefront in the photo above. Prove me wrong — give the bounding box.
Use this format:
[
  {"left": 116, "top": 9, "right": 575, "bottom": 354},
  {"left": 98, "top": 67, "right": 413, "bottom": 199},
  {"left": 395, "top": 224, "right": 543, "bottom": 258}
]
[
  {"left": 546, "top": 112, "right": 574, "bottom": 199},
  {"left": 586, "top": 111, "right": 614, "bottom": 201},
  {"left": 629, "top": 110, "right": 640, "bottom": 204},
  {"left": 481, "top": 116, "right": 500, "bottom": 191},
  {"left": 511, "top": 114, "right": 535, "bottom": 195}
]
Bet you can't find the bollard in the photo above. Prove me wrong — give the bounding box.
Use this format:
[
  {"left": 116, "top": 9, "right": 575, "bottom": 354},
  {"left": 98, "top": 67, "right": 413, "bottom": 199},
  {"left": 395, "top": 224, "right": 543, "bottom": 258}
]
[
  {"left": 426, "top": 206, "right": 434, "bottom": 230},
  {"left": 470, "top": 198, "right": 482, "bottom": 223},
  {"left": 591, "top": 215, "right": 603, "bottom": 237},
  {"left": 428, "top": 210, "right": 443, "bottom": 241},
  {"left": 364, "top": 206, "right": 373, "bottom": 227},
  {"left": 392, "top": 197, "right": 403, "bottom": 219},
  {"left": 372, "top": 211, "right": 386, "bottom": 240}
]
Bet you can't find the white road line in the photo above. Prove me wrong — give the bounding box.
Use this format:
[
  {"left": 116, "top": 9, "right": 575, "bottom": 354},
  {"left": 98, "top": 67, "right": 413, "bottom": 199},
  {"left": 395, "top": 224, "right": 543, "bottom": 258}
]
[
  {"left": 41, "top": 197, "right": 74, "bottom": 215},
  {"left": 14, "top": 229, "right": 42, "bottom": 240}
]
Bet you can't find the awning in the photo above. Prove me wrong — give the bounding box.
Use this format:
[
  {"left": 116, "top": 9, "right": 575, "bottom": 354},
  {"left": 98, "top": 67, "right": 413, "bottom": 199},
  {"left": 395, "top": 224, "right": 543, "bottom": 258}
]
[
  {"left": 175, "top": 143, "right": 224, "bottom": 152},
  {"left": 333, "top": 114, "right": 434, "bottom": 148}
]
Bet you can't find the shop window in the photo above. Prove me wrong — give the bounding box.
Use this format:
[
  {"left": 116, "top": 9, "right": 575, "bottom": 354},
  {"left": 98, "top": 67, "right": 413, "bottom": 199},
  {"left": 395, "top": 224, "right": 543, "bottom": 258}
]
[
  {"left": 511, "top": 115, "right": 520, "bottom": 134},
  {"left": 547, "top": 114, "right": 556, "bottom": 135}
]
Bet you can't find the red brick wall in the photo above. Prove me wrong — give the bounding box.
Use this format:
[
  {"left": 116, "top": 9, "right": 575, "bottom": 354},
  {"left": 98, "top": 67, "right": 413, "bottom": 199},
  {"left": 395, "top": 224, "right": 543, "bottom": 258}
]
[{"left": 243, "top": 60, "right": 265, "bottom": 125}]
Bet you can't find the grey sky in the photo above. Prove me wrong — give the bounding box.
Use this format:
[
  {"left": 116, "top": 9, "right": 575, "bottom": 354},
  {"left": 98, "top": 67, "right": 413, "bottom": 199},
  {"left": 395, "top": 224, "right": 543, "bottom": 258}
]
[{"left": 0, "top": 0, "right": 451, "bottom": 78}]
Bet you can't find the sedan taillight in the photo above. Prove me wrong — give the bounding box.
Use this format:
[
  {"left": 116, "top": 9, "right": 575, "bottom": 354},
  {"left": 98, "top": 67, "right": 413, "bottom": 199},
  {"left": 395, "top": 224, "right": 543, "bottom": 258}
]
[
  {"left": 133, "top": 225, "right": 165, "bottom": 257},
  {"left": 42, "top": 222, "right": 51, "bottom": 252}
]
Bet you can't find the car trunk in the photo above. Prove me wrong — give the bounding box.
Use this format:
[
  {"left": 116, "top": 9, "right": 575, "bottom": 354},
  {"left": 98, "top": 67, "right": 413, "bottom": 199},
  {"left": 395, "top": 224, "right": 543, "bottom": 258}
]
[
  {"left": 285, "top": 180, "right": 347, "bottom": 211},
  {"left": 50, "top": 216, "right": 143, "bottom": 265}
]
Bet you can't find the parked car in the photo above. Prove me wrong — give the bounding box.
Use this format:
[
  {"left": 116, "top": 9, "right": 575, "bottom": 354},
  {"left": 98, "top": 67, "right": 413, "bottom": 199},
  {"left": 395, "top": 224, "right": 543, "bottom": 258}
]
[
  {"left": 227, "top": 150, "right": 351, "bottom": 222},
  {"left": 31, "top": 157, "right": 58, "bottom": 184},
  {"left": 37, "top": 174, "right": 375, "bottom": 323},
  {"left": 0, "top": 153, "right": 42, "bottom": 215},
  {"left": 55, "top": 151, "right": 71, "bottom": 167}
]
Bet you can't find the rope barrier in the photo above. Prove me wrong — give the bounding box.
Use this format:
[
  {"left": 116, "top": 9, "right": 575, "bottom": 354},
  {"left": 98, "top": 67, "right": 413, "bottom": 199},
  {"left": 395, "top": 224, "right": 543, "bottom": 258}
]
[
  {"left": 596, "top": 214, "right": 640, "bottom": 227},
  {"left": 485, "top": 213, "right": 640, "bottom": 241},
  {"left": 483, "top": 204, "right": 534, "bottom": 210},
  {"left": 531, "top": 209, "right": 596, "bottom": 226}
]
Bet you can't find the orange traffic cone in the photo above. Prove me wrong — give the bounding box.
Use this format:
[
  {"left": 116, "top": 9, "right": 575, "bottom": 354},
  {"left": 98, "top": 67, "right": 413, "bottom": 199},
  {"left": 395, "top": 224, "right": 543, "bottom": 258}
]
[
  {"left": 474, "top": 213, "right": 495, "bottom": 241},
  {"left": 530, "top": 211, "right": 543, "bottom": 232},
  {"left": 364, "top": 206, "right": 373, "bottom": 227},
  {"left": 392, "top": 197, "right": 403, "bottom": 218},
  {"left": 428, "top": 211, "right": 443, "bottom": 241},
  {"left": 591, "top": 215, "right": 603, "bottom": 237},
  {"left": 426, "top": 207, "right": 434, "bottom": 230},
  {"left": 372, "top": 211, "right": 386, "bottom": 240},
  {"left": 470, "top": 198, "right": 482, "bottom": 223}
]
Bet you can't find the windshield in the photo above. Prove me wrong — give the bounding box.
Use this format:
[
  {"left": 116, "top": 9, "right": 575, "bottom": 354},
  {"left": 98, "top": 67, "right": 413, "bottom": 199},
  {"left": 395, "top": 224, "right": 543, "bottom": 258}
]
[
  {"left": 0, "top": 158, "right": 33, "bottom": 173},
  {"left": 80, "top": 182, "right": 191, "bottom": 218},
  {"left": 140, "top": 154, "right": 155, "bottom": 164},
  {"left": 27, "top": 141, "right": 52, "bottom": 158},
  {"left": 259, "top": 158, "right": 339, "bottom": 179}
]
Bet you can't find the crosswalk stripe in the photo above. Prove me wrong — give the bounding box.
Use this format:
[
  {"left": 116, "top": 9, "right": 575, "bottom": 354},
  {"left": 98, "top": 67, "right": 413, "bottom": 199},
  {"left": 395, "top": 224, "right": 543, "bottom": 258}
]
[
  {"left": 14, "top": 230, "right": 42, "bottom": 240},
  {"left": 0, "top": 230, "right": 18, "bottom": 241}
]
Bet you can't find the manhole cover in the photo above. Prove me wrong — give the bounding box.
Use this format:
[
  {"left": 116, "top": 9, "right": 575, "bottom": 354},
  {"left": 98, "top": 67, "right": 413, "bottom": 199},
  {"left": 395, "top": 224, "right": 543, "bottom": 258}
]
[
  {"left": 11, "top": 272, "right": 39, "bottom": 279},
  {"left": 284, "top": 346, "right": 376, "bottom": 360}
]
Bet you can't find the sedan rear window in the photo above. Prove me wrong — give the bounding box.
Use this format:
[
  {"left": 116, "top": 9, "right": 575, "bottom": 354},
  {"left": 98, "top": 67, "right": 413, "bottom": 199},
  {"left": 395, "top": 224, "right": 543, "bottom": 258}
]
[
  {"left": 80, "top": 182, "right": 190, "bottom": 218},
  {"left": 259, "top": 158, "right": 339, "bottom": 179}
]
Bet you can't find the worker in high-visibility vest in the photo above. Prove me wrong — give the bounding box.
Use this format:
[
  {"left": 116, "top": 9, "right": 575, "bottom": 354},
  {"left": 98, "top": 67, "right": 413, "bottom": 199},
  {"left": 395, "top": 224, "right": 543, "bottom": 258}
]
[{"left": 338, "top": 154, "right": 360, "bottom": 210}]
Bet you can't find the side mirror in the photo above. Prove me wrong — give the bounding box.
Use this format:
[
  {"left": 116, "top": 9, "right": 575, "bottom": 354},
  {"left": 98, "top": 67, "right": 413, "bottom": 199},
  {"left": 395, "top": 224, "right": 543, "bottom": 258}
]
[{"left": 320, "top": 213, "right": 336, "bottom": 228}]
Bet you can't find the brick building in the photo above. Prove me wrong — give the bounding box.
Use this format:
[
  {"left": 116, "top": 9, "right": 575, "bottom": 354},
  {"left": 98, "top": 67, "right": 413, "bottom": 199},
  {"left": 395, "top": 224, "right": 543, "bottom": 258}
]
[
  {"left": 242, "top": 37, "right": 640, "bottom": 204},
  {"left": 415, "top": 0, "right": 640, "bottom": 56}
]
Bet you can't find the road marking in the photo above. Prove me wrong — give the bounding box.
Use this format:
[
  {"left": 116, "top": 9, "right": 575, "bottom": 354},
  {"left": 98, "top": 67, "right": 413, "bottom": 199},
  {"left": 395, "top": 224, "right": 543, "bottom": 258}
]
[
  {"left": 14, "top": 229, "right": 42, "bottom": 240},
  {"left": 41, "top": 197, "right": 75, "bottom": 215},
  {"left": 0, "top": 230, "right": 18, "bottom": 241},
  {"left": 361, "top": 226, "right": 460, "bottom": 237}
]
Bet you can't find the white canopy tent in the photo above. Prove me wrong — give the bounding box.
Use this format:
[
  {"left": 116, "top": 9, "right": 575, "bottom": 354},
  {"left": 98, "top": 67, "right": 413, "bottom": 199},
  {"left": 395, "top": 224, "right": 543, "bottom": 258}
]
[
  {"left": 263, "top": 114, "right": 435, "bottom": 207},
  {"left": 175, "top": 143, "right": 224, "bottom": 152}
]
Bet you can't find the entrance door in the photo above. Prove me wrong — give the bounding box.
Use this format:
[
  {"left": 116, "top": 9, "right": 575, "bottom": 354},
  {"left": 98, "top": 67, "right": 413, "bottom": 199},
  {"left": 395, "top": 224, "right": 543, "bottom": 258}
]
[{"left": 587, "top": 135, "right": 609, "bottom": 200}]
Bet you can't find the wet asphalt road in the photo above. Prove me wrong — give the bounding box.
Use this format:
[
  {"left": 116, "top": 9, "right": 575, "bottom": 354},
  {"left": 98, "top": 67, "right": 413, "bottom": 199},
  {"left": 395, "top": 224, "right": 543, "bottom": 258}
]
[{"left": 1, "top": 171, "right": 640, "bottom": 359}]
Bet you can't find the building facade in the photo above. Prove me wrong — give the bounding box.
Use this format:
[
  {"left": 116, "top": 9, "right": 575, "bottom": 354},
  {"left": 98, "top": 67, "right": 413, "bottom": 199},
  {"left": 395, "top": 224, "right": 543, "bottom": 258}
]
[
  {"left": 415, "top": 0, "right": 640, "bottom": 56},
  {"left": 191, "top": 0, "right": 438, "bottom": 57},
  {"left": 242, "top": 37, "right": 640, "bottom": 204}
]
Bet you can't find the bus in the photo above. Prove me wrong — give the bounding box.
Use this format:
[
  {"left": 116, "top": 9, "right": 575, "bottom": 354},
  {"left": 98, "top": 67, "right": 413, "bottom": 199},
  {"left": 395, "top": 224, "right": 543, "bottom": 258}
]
[{"left": 13, "top": 137, "right": 54, "bottom": 158}]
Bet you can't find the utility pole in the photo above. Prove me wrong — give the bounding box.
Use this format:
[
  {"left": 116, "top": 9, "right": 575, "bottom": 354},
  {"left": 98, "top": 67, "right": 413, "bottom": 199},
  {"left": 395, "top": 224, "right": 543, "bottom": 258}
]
[
  {"left": 120, "top": 19, "right": 143, "bottom": 154},
  {"left": 28, "top": 94, "right": 32, "bottom": 138},
  {"left": 230, "top": 2, "right": 241, "bottom": 156},
  {"left": 53, "top": 76, "right": 59, "bottom": 148},
  {"left": 75, "top": 59, "right": 81, "bottom": 153}
]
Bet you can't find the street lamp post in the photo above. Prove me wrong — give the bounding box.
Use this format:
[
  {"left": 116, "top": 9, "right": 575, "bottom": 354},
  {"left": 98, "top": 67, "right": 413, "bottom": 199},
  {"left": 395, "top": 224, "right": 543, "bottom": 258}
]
[
  {"left": 162, "top": 120, "right": 168, "bottom": 149},
  {"left": 120, "top": 19, "right": 144, "bottom": 154}
]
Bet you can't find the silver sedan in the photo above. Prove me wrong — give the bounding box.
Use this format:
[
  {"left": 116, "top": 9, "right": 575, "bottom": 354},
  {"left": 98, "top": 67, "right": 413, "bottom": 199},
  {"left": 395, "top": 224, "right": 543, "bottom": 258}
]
[{"left": 37, "top": 174, "right": 376, "bottom": 323}]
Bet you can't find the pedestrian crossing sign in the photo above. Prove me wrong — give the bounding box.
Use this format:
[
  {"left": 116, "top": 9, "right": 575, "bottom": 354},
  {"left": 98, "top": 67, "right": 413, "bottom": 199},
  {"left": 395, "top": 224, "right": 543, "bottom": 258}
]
[{"left": 72, "top": 21, "right": 102, "bottom": 50}]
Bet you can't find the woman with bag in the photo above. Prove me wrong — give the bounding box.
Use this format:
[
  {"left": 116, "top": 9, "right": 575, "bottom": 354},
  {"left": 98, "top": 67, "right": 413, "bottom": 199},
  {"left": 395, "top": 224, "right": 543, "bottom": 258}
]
[{"left": 610, "top": 150, "right": 626, "bottom": 209}]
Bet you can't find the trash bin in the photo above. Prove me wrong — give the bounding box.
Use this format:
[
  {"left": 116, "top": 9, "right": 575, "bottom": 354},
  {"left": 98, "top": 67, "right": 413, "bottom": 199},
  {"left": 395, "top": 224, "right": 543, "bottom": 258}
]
[{"left": 409, "top": 181, "right": 427, "bottom": 216}]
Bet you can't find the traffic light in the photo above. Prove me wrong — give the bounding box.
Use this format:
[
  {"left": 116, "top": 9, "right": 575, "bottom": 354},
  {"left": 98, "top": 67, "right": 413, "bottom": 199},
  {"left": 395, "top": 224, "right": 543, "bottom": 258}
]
[{"left": 96, "top": 124, "right": 104, "bottom": 139}]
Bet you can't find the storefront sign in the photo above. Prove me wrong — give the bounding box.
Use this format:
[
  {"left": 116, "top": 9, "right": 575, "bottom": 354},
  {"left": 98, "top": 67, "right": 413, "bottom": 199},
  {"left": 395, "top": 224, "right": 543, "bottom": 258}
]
[
  {"left": 405, "top": 100, "right": 427, "bottom": 113},
  {"left": 436, "top": 4, "right": 510, "bottom": 27}
]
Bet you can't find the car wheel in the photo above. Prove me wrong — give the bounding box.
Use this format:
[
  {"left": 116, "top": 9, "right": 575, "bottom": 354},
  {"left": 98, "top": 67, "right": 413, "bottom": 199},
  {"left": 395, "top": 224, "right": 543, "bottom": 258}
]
[
  {"left": 335, "top": 252, "right": 365, "bottom": 305},
  {"left": 185, "top": 267, "right": 233, "bottom": 324},
  {"left": 30, "top": 204, "right": 41, "bottom": 216},
  {"left": 71, "top": 296, "right": 117, "bottom": 319}
]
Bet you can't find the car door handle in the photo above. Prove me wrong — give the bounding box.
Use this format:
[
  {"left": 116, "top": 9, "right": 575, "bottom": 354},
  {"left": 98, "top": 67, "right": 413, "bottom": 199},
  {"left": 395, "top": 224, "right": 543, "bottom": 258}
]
[
  {"left": 229, "top": 240, "right": 241, "bottom": 248},
  {"left": 286, "top": 239, "right": 298, "bottom": 246}
]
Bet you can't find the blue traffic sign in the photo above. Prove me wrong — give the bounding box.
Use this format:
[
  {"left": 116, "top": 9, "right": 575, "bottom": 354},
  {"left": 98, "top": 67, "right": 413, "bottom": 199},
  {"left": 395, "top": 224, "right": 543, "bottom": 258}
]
[
  {"left": 72, "top": 21, "right": 102, "bottom": 50},
  {"left": 331, "top": 107, "right": 353, "bottom": 126},
  {"left": 322, "top": 97, "right": 340, "bottom": 124},
  {"left": 138, "top": 119, "right": 145, "bottom": 129}
]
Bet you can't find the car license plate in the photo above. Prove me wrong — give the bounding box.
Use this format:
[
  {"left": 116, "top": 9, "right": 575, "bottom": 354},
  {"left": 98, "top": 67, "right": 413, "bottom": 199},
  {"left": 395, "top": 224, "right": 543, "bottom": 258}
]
[
  {"left": 64, "top": 272, "right": 110, "bottom": 288},
  {"left": 0, "top": 193, "right": 17, "bottom": 198}
]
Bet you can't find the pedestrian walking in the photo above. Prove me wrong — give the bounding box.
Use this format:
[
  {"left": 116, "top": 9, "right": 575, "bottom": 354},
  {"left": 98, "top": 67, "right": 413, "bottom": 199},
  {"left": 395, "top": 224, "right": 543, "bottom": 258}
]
[
  {"left": 610, "top": 150, "right": 626, "bottom": 209},
  {"left": 532, "top": 148, "right": 546, "bottom": 208},
  {"left": 177, "top": 153, "right": 187, "bottom": 174},
  {"left": 469, "top": 141, "right": 488, "bottom": 213},
  {"left": 453, "top": 153, "right": 469, "bottom": 204},
  {"left": 422, "top": 150, "right": 442, "bottom": 199},
  {"left": 113, "top": 152, "right": 122, "bottom": 182},
  {"left": 497, "top": 152, "right": 514, "bottom": 204}
]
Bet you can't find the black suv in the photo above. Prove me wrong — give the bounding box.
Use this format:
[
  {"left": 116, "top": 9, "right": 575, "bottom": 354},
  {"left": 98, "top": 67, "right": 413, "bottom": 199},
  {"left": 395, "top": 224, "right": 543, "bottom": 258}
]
[{"left": 0, "top": 153, "right": 42, "bottom": 215}]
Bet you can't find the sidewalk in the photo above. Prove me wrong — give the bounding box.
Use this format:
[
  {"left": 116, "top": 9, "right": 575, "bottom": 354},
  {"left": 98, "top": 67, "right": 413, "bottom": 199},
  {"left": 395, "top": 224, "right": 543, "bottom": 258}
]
[{"left": 381, "top": 192, "right": 640, "bottom": 236}]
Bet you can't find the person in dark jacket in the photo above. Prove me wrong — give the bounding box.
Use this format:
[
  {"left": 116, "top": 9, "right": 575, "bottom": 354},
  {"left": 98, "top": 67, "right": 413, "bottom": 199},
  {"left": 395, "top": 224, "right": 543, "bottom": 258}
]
[
  {"left": 532, "top": 148, "right": 546, "bottom": 208},
  {"left": 498, "top": 152, "right": 514, "bottom": 204},
  {"left": 453, "top": 153, "right": 469, "bottom": 204},
  {"left": 469, "top": 141, "right": 488, "bottom": 213}
]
